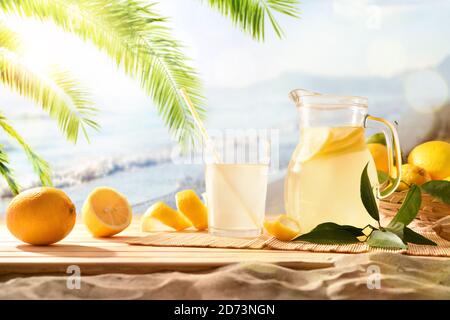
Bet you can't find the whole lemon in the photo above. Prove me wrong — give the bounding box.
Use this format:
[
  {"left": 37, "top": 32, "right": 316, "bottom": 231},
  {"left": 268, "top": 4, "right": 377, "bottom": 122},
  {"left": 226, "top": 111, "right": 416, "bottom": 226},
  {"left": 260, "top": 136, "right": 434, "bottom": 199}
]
[
  {"left": 396, "top": 164, "right": 431, "bottom": 191},
  {"left": 367, "top": 143, "right": 389, "bottom": 173},
  {"left": 6, "top": 187, "right": 76, "bottom": 245},
  {"left": 408, "top": 141, "right": 450, "bottom": 180}
]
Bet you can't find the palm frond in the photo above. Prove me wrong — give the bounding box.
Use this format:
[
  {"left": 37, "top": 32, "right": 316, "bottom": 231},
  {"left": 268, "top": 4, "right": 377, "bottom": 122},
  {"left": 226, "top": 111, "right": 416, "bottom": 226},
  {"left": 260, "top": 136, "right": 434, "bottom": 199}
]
[
  {"left": 0, "top": 46, "right": 99, "bottom": 143},
  {"left": 200, "top": 0, "right": 300, "bottom": 40},
  {"left": 0, "top": 145, "right": 20, "bottom": 195},
  {"left": 1, "top": 0, "right": 205, "bottom": 145},
  {"left": 0, "top": 22, "right": 20, "bottom": 52},
  {"left": 0, "top": 112, "right": 52, "bottom": 187}
]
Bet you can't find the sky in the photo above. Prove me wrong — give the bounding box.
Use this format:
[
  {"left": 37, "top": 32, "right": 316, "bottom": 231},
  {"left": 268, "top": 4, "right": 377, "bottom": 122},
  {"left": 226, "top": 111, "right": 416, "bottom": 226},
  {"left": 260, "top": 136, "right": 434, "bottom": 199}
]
[
  {"left": 161, "top": 0, "right": 450, "bottom": 86},
  {"left": 2, "top": 0, "right": 450, "bottom": 91}
]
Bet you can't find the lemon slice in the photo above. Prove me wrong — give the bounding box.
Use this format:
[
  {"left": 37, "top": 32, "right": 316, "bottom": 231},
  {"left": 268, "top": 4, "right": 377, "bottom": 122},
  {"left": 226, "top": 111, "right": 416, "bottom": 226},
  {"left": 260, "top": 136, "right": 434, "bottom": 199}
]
[
  {"left": 140, "top": 212, "right": 174, "bottom": 232},
  {"left": 142, "top": 201, "right": 192, "bottom": 231},
  {"left": 297, "top": 127, "right": 331, "bottom": 162},
  {"left": 320, "top": 127, "right": 365, "bottom": 156},
  {"left": 264, "top": 214, "right": 301, "bottom": 241},
  {"left": 82, "top": 187, "right": 132, "bottom": 237},
  {"left": 176, "top": 190, "right": 208, "bottom": 230}
]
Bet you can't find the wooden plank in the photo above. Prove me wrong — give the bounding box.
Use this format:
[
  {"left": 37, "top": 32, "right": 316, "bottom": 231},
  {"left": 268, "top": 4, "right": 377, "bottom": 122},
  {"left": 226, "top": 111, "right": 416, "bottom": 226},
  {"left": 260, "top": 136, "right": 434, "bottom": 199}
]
[
  {"left": 0, "top": 259, "right": 334, "bottom": 275},
  {"left": 0, "top": 221, "right": 339, "bottom": 275},
  {"left": 0, "top": 245, "right": 320, "bottom": 254},
  {"left": 0, "top": 252, "right": 338, "bottom": 261}
]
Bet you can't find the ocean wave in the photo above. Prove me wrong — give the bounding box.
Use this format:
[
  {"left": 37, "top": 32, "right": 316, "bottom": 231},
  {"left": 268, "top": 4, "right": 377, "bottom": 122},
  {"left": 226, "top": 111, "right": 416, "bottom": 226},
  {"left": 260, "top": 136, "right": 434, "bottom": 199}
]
[
  {"left": 0, "top": 138, "right": 297, "bottom": 199},
  {"left": 0, "top": 148, "right": 173, "bottom": 198}
]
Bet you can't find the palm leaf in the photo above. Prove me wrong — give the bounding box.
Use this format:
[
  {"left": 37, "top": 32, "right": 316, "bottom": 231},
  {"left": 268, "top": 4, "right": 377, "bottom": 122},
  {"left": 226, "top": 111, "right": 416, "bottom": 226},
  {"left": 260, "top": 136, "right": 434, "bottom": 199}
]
[
  {"left": 0, "top": 112, "right": 52, "bottom": 187},
  {"left": 0, "top": 22, "right": 21, "bottom": 52},
  {"left": 200, "top": 0, "right": 300, "bottom": 40},
  {"left": 0, "top": 145, "right": 20, "bottom": 195},
  {"left": 1, "top": 0, "right": 205, "bottom": 145},
  {"left": 0, "top": 46, "right": 99, "bottom": 143}
]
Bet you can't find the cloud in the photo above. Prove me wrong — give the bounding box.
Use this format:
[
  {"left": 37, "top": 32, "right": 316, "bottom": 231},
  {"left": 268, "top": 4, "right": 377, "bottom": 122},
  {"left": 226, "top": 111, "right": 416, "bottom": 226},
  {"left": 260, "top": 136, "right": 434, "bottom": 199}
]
[{"left": 332, "top": 0, "right": 425, "bottom": 29}]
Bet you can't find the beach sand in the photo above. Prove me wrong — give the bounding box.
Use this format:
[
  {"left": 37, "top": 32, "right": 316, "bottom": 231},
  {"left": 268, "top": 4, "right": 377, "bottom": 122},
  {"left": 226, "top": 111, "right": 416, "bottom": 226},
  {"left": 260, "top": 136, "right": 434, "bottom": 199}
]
[{"left": 0, "top": 252, "right": 449, "bottom": 299}]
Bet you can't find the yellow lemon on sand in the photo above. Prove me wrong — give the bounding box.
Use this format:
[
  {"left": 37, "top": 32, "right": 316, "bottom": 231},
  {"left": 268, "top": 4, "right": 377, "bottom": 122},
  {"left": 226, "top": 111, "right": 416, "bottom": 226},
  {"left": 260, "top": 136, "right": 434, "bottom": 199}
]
[
  {"left": 6, "top": 187, "right": 76, "bottom": 245},
  {"left": 141, "top": 201, "right": 192, "bottom": 232},
  {"left": 264, "top": 214, "right": 301, "bottom": 241},
  {"left": 176, "top": 190, "right": 208, "bottom": 230},
  {"left": 82, "top": 187, "right": 132, "bottom": 237},
  {"left": 408, "top": 141, "right": 450, "bottom": 180},
  {"left": 367, "top": 143, "right": 389, "bottom": 173},
  {"left": 396, "top": 164, "right": 431, "bottom": 191}
]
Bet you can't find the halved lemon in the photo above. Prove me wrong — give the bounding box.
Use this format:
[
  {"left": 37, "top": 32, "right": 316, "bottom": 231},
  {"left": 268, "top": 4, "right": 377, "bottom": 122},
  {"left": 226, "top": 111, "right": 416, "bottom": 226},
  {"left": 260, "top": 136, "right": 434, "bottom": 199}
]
[
  {"left": 264, "top": 214, "right": 301, "bottom": 241},
  {"left": 296, "top": 127, "right": 331, "bottom": 162},
  {"left": 82, "top": 187, "right": 132, "bottom": 237},
  {"left": 141, "top": 201, "right": 192, "bottom": 232}
]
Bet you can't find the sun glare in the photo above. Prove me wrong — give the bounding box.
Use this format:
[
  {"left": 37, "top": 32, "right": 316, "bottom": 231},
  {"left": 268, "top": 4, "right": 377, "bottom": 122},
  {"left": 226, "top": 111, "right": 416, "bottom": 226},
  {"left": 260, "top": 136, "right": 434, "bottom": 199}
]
[
  {"left": 3, "top": 16, "right": 89, "bottom": 74},
  {"left": 5, "top": 18, "right": 52, "bottom": 72}
]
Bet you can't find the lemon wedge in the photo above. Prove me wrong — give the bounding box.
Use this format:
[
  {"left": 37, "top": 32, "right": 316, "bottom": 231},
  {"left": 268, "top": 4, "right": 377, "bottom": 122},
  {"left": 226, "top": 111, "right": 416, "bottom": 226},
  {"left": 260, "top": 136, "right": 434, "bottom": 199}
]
[
  {"left": 176, "top": 190, "right": 208, "bottom": 230},
  {"left": 142, "top": 201, "right": 192, "bottom": 231},
  {"left": 296, "top": 127, "right": 331, "bottom": 162},
  {"left": 264, "top": 214, "right": 301, "bottom": 241},
  {"left": 140, "top": 212, "right": 174, "bottom": 232},
  {"left": 82, "top": 187, "right": 132, "bottom": 237}
]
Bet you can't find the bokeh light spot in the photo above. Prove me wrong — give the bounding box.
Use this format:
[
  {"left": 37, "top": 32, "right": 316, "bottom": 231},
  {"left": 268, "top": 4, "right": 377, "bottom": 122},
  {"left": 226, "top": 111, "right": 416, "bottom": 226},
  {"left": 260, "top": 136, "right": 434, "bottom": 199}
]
[{"left": 404, "top": 69, "right": 448, "bottom": 113}]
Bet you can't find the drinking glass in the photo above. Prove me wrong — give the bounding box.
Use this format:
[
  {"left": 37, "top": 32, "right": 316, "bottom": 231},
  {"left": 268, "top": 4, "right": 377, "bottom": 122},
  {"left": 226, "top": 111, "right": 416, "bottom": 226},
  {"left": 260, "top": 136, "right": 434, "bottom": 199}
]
[{"left": 205, "top": 133, "right": 270, "bottom": 237}]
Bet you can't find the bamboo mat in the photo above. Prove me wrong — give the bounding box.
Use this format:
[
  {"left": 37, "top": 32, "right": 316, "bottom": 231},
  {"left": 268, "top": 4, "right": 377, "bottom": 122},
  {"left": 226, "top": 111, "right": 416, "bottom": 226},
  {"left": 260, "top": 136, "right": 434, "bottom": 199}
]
[{"left": 128, "top": 231, "right": 450, "bottom": 257}]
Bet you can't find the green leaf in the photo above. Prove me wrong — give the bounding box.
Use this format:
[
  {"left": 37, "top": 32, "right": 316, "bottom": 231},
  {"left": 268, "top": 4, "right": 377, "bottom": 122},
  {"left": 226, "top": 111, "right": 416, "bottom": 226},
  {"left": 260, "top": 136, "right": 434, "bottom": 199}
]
[
  {"left": 403, "top": 227, "right": 437, "bottom": 246},
  {"left": 388, "top": 184, "right": 421, "bottom": 228},
  {"left": 201, "top": 0, "right": 301, "bottom": 41},
  {"left": 0, "top": 113, "right": 52, "bottom": 187},
  {"left": 385, "top": 221, "right": 405, "bottom": 239},
  {"left": 360, "top": 163, "right": 380, "bottom": 222},
  {"left": 0, "top": 145, "right": 20, "bottom": 195},
  {"left": 377, "top": 170, "right": 390, "bottom": 184},
  {"left": 366, "top": 133, "right": 386, "bottom": 146},
  {"left": 294, "top": 223, "right": 363, "bottom": 244},
  {"left": 0, "top": 22, "right": 20, "bottom": 52},
  {"left": 367, "top": 230, "right": 407, "bottom": 250},
  {"left": 0, "top": 42, "right": 99, "bottom": 143},
  {"left": 421, "top": 180, "right": 450, "bottom": 205}
]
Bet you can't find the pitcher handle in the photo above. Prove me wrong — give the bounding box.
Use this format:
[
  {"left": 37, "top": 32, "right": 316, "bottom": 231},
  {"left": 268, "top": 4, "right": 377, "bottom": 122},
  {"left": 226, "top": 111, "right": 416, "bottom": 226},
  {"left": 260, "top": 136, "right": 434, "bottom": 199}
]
[{"left": 364, "top": 115, "right": 402, "bottom": 199}]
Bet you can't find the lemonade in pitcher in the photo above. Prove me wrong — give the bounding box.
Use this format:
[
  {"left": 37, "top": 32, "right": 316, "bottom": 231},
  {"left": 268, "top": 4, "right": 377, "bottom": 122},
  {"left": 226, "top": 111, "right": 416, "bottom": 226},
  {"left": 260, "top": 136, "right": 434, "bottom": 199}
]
[{"left": 285, "top": 90, "right": 402, "bottom": 234}]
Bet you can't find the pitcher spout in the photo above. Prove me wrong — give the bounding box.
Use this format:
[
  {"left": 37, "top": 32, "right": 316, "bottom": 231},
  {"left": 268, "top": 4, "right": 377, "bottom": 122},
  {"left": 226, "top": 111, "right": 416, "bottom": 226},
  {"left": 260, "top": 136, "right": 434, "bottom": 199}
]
[{"left": 289, "top": 89, "right": 321, "bottom": 107}]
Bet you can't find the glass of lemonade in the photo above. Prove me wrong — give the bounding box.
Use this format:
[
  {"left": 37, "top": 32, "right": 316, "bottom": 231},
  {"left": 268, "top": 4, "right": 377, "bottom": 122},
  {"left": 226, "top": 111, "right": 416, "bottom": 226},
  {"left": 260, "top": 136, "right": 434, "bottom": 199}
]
[{"left": 205, "top": 133, "right": 270, "bottom": 238}]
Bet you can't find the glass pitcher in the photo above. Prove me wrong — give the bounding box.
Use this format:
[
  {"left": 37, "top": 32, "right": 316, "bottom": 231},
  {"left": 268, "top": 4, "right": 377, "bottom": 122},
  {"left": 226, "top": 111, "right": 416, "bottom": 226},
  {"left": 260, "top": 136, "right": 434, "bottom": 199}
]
[{"left": 285, "top": 89, "right": 402, "bottom": 233}]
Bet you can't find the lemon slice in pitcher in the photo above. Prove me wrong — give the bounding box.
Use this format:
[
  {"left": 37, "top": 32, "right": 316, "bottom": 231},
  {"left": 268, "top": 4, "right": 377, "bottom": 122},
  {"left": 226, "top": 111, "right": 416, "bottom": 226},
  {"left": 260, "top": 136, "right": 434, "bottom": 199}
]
[
  {"left": 297, "top": 127, "right": 331, "bottom": 162},
  {"left": 322, "top": 127, "right": 365, "bottom": 155}
]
